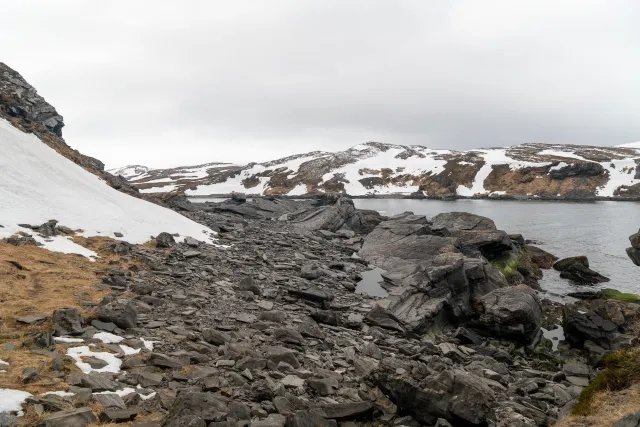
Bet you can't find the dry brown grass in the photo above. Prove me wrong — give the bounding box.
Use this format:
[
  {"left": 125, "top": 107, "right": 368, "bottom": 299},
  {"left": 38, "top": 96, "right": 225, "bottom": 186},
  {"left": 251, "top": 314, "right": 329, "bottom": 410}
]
[
  {"left": 0, "top": 237, "right": 134, "bottom": 335},
  {"left": 557, "top": 385, "right": 640, "bottom": 427},
  {"left": 0, "top": 238, "right": 133, "bottom": 402}
]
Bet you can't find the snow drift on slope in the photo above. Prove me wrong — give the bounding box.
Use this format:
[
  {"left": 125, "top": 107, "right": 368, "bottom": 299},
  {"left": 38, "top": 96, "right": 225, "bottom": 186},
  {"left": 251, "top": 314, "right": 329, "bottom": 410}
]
[{"left": 0, "top": 119, "right": 215, "bottom": 255}]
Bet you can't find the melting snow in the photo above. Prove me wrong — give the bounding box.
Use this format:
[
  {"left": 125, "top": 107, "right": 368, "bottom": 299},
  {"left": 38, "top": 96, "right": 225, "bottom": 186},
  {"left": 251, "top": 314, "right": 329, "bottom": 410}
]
[
  {"left": 93, "top": 332, "right": 124, "bottom": 344},
  {"left": 66, "top": 346, "right": 122, "bottom": 373},
  {"left": 0, "top": 389, "right": 31, "bottom": 416},
  {"left": 538, "top": 149, "right": 588, "bottom": 161},
  {"left": 549, "top": 162, "right": 569, "bottom": 172},
  {"left": 596, "top": 158, "right": 640, "bottom": 197},
  {"left": 94, "top": 387, "right": 136, "bottom": 397},
  {"left": 141, "top": 338, "right": 157, "bottom": 351},
  {"left": 0, "top": 118, "right": 215, "bottom": 257},
  {"left": 119, "top": 345, "right": 141, "bottom": 355},
  {"left": 457, "top": 149, "right": 551, "bottom": 196}
]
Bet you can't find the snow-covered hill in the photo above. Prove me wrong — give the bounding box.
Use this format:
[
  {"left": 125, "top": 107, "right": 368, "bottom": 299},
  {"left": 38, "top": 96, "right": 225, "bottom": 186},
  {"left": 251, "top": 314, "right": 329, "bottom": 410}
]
[
  {"left": 113, "top": 141, "right": 640, "bottom": 200},
  {"left": 107, "top": 165, "right": 150, "bottom": 180},
  {"left": 0, "top": 118, "right": 216, "bottom": 257}
]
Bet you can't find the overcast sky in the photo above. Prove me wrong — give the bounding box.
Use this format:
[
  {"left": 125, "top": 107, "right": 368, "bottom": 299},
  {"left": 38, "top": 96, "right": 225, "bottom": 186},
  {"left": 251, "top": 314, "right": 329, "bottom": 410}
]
[{"left": 3, "top": 1, "right": 640, "bottom": 168}]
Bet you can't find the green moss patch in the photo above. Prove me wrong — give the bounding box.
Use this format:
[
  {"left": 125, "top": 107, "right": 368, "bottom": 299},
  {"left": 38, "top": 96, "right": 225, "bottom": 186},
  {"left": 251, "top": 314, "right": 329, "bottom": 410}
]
[{"left": 599, "top": 289, "right": 640, "bottom": 304}]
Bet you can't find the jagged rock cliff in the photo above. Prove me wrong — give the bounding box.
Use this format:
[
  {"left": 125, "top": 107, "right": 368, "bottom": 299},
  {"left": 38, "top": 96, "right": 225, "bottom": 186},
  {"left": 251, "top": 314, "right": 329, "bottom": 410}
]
[
  {"left": 111, "top": 141, "right": 640, "bottom": 200},
  {"left": 0, "top": 62, "right": 140, "bottom": 197}
]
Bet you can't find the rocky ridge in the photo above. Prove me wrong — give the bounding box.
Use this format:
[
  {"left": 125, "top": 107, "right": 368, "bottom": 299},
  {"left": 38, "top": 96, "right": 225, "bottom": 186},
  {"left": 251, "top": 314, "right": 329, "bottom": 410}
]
[
  {"left": 0, "top": 62, "right": 142, "bottom": 199},
  {"left": 111, "top": 141, "right": 640, "bottom": 200},
  {"left": 4, "top": 196, "right": 639, "bottom": 427}
]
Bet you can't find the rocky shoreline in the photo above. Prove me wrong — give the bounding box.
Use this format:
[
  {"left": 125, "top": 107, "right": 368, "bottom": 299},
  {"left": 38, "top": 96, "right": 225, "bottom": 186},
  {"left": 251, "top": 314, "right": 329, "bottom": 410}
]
[
  {"left": 188, "top": 193, "right": 640, "bottom": 202},
  {"left": 1, "top": 195, "right": 639, "bottom": 427}
]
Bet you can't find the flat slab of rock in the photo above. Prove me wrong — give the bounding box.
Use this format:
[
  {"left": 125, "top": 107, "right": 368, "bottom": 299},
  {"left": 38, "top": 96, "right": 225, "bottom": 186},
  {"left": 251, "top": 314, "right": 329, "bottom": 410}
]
[
  {"left": 287, "top": 284, "right": 334, "bottom": 303},
  {"left": 316, "top": 401, "right": 374, "bottom": 420},
  {"left": 99, "top": 409, "right": 137, "bottom": 423},
  {"left": 38, "top": 407, "right": 97, "bottom": 427},
  {"left": 16, "top": 313, "right": 48, "bottom": 325}
]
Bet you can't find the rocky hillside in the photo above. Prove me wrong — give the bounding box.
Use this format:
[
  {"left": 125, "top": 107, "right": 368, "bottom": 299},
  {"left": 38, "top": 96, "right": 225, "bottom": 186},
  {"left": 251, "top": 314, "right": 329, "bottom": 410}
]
[
  {"left": 111, "top": 141, "right": 640, "bottom": 199},
  {"left": 0, "top": 62, "right": 142, "bottom": 198}
]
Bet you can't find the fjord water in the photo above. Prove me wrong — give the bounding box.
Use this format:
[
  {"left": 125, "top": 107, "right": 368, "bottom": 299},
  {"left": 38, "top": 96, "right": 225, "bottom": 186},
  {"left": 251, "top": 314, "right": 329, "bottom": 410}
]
[{"left": 354, "top": 199, "right": 640, "bottom": 296}]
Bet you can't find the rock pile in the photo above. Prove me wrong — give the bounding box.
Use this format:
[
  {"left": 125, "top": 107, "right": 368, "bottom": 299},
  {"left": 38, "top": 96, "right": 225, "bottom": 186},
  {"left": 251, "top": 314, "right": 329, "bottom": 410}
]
[{"left": 0, "top": 197, "right": 627, "bottom": 427}]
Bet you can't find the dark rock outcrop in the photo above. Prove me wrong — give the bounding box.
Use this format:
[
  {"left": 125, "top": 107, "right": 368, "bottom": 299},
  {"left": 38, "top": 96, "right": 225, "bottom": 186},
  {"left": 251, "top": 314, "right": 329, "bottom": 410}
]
[
  {"left": 359, "top": 212, "right": 510, "bottom": 334},
  {"left": 476, "top": 285, "right": 542, "bottom": 343},
  {"left": 553, "top": 256, "right": 610, "bottom": 284},
  {"left": 627, "top": 229, "right": 640, "bottom": 266}
]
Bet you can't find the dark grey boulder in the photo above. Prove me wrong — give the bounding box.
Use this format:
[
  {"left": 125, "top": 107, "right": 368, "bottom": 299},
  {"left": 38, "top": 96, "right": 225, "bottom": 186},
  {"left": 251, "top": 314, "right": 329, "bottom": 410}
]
[
  {"left": 202, "top": 328, "right": 232, "bottom": 346},
  {"left": 155, "top": 232, "right": 175, "bottom": 248},
  {"left": 364, "top": 306, "right": 405, "bottom": 333},
  {"left": 238, "top": 276, "right": 262, "bottom": 296},
  {"left": 553, "top": 256, "right": 610, "bottom": 284},
  {"left": 287, "top": 284, "right": 334, "bottom": 303},
  {"left": 52, "top": 308, "right": 83, "bottom": 336},
  {"left": 373, "top": 366, "right": 495, "bottom": 426},
  {"left": 163, "top": 391, "right": 228, "bottom": 427},
  {"left": 37, "top": 407, "right": 98, "bottom": 427},
  {"left": 476, "top": 285, "right": 542, "bottom": 342},
  {"left": 563, "top": 302, "right": 620, "bottom": 349},
  {"left": 97, "top": 299, "right": 138, "bottom": 329}
]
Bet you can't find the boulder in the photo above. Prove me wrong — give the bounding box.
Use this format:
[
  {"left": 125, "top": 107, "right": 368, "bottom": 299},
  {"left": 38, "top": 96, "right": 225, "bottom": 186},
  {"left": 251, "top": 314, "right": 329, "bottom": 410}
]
[
  {"left": 476, "top": 285, "right": 542, "bottom": 343},
  {"left": 52, "top": 308, "right": 83, "bottom": 336},
  {"left": 553, "top": 256, "right": 609, "bottom": 284},
  {"left": 292, "top": 197, "right": 381, "bottom": 234},
  {"left": 430, "top": 212, "right": 514, "bottom": 259},
  {"left": 372, "top": 366, "right": 495, "bottom": 425},
  {"left": 562, "top": 298, "right": 640, "bottom": 350},
  {"left": 524, "top": 245, "right": 558, "bottom": 269},
  {"left": 37, "top": 408, "right": 98, "bottom": 427},
  {"left": 155, "top": 232, "right": 175, "bottom": 248},
  {"left": 97, "top": 300, "right": 138, "bottom": 329},
  {"left": 163, "top": 391, "right": 228, "bottom": 427},
  {"left": 359, "top": 213, "right": 509, "bottom": 334}
]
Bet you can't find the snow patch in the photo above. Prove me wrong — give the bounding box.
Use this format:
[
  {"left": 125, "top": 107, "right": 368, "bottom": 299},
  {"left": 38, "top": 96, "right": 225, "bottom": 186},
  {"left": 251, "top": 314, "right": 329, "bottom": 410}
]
[
  {"left": 0, "top": 389, "right": 31, "bottom": 416},
  {"left": 43, "top": 391, "right": 75, "bottom": 397},
  {"left": 66, "top": 346, "right": 122, "bottom": 373},
  {"left": 93, "top": 332, "right": 124, "bottom": 344},
  {"left": 596, "top": 158, "right": 640, "bottom": 197},
  {"left": 0, "top": 118, "right": 216, "bottom": 257},
  {"left": 538, "top": 149, "right": 588, "bottom": 161},
  {"left": 119, "top": 345, "right": 141, "bottom": 355},
  {"left": 549, "top": 162, "right": 569, "bottom": 172}
]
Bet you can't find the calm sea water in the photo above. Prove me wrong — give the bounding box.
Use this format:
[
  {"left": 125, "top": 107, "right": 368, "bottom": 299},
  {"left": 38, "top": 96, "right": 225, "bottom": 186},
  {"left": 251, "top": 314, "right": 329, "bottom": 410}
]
[
  {"left": 191, "top": 197, "right": 640, "bottom": 296},
  {"left": 354, "top": 199, "right": 640, "bottom": 297}
]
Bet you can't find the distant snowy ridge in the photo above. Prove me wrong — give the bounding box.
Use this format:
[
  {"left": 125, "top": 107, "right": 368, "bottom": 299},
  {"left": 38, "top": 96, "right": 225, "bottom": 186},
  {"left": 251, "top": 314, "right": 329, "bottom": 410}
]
[
  {"left": 114, "top": 141, "right": 640, "bottom": 200},
  {"left": 0, "top": 118, "right": 216, "bottom": 257}
]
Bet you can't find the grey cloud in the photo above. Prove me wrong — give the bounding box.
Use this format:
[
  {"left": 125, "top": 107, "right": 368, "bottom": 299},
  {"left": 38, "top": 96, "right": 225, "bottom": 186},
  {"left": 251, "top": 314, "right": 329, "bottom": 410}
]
[{"left": 2, "top": 0, "right": 640, "bottom": 168}]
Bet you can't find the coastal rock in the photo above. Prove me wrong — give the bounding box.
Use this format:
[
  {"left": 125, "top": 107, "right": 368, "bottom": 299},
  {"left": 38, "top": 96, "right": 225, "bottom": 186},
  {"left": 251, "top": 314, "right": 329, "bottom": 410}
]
[
  {"left": 476, "top": 285, "right": 542, "bottom": 342},
  {"left": 553, "top": 256, "right": 610, "bottom": 284},
  {"left": 359, "top": 213, "right": 508, "bottom": 333}
]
